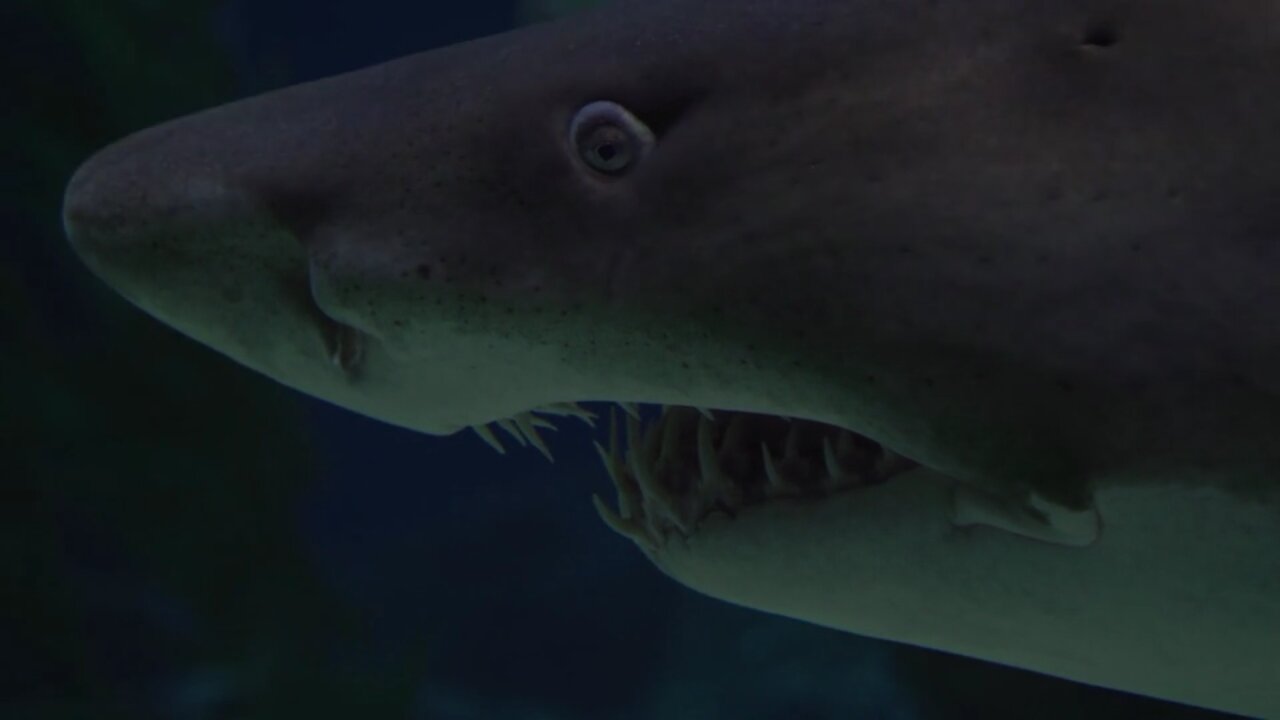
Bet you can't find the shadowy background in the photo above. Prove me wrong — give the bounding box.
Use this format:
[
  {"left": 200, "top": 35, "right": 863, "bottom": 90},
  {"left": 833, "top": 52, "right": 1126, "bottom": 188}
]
[{"left": 1, "top": 1, "right": 1242, "bottom": 718}]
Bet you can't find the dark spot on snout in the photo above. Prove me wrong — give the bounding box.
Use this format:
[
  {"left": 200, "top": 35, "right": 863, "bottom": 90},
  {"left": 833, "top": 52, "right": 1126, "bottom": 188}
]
[
  {"left": 1080, "top": 21, "right": 1119, "bottom": 49},
  {"left": 258, "top": 186, "right": 333, "bottom": 241}
]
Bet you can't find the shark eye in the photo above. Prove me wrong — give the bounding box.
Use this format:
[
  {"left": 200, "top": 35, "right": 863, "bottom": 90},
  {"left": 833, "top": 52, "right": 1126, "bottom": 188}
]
[{"left": 570, "top": 100, "right": 655, "bottom": 177}]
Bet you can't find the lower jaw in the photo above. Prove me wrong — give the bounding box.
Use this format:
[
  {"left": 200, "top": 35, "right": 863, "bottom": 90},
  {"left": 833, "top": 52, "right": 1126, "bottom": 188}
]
[{"left": 649, "top": 461, "right": 958, "bottom": 591}]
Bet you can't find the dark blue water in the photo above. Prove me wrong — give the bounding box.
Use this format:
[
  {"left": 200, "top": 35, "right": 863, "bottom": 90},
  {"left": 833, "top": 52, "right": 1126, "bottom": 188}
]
[{"left": 216, "top": 0, "right": 522, "bottom": 87}]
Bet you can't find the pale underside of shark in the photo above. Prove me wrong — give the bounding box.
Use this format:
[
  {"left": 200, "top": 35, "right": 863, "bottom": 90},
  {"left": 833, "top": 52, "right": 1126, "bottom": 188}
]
[{"left": 62, "top": 0, "right": 1280, "bottom": 716}]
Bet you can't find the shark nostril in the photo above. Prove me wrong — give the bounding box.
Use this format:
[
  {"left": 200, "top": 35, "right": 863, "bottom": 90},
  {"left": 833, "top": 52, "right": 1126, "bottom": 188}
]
[
  {"left": 306, "top": 257, "right": 367, "bottom": 376},
  {"left": 321, "top": 318, "right": 365, "bottom": 375}
]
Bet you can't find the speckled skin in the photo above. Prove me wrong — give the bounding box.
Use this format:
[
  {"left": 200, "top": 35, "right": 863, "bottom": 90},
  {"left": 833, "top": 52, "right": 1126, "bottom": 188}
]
[{"left": 63, "top": 1, "right": 1280, "bottom": 715}]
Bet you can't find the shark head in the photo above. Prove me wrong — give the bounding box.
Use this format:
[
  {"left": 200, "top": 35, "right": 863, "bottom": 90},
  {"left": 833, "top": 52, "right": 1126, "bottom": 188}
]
[
  {"left": 64, "top": 0, "right": 1280, "bottom": 716},
  {"left": 64, "top": 0, "right": 832, "bottom": 438}
]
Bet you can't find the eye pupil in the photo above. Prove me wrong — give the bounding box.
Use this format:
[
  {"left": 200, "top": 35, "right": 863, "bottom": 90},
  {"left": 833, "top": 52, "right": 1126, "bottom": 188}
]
[
  {"left": 587, "top": 133, "right": 633, "bottom": 172},
  {"left": 582, "top": 126, "right": 633, "bottom": 173}
]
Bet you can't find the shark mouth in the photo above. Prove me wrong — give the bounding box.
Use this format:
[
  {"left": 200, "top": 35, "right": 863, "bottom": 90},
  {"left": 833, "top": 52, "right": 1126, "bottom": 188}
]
[
  {"left": 471, "top": 403, "right": 917, "bottom": 552},
  {"left": 312, "top": 318, "right": 1092, "bottom": 549}
]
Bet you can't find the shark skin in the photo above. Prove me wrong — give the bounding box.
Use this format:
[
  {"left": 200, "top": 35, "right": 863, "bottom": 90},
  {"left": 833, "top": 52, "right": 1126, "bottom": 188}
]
[{"left": 62, "top": 0, "right": 1280, "bottom": 716}]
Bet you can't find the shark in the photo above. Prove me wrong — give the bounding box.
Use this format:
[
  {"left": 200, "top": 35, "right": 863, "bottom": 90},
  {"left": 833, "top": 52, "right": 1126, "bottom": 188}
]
[{"left": 61, "top": 0, "right": 1280, "bottom": 716}]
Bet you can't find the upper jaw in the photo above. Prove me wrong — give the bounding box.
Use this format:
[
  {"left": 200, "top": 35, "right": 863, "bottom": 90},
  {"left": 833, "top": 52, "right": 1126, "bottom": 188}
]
[
  {"left": 483, "top": 401, "right": 1101, "bottom": 552},
  {"left": 458, "top": 401, "right": 918, "bottom": 551}
]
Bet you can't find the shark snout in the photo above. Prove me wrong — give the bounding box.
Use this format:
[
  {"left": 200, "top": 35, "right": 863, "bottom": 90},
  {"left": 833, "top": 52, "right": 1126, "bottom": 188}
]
[
  {"left": 63, "top": 127, "right": 259, "bottom": 288},
  {"left": 61, "top": 120, "right": 343, "bottom": 391},
  {"left": 63, "top": 136, "right": 153, "bottom": 267}
]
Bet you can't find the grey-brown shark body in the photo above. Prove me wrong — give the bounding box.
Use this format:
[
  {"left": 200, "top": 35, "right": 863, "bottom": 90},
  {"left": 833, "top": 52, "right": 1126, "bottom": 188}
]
[{"left": 63, "top": 1, "right": 1280, "bottom": 716}]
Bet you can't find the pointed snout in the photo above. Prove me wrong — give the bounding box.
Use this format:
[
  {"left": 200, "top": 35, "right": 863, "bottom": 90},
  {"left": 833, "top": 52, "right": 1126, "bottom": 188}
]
[
  {"left": 55, "top": 68, "right": 434, "bottom": 427},
  {"left": 58, "top": 101, "right": 331, "bottom": 374},
  {"left": 63, "top": 126, "right": 231, "bottom": 278},
  {"left": 65, "top": 122, "right": 276, "bottom": 307},
  {"left": 62, "top": 144, "right": 124, "bottom": 261},
  {"left": 63, "top": 133, "right": 142, "bottom": 269},
  {"left": 61, "top": 71, "right": 366, "bottom": 298},
  {"left": 57, "top": 39, "right": 601, "bottom": 434}
]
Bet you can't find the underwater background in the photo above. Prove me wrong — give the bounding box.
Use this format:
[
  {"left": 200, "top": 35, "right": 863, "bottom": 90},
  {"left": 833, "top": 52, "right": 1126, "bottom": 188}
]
[{"left": 1, "top": 1, "right": 1245, "bottom": 718}]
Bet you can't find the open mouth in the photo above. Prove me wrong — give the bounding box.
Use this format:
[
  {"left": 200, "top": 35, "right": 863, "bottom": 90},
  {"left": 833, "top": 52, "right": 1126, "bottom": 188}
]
[
  {"left": 300, "top": 306, "right": 1100, "bottom": 550},
  {"left": 471, "top": 403, "right": 918, "bottom": 553},
  {"left": 305, "top": 301, "right": 918, "bottom": 549}
]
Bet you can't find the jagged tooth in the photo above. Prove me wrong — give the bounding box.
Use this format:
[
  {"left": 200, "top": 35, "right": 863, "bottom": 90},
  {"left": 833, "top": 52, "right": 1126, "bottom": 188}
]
[
  {"left": 593, "top": 440, "right": 620, "bottom": 486},
  {"left": 761, "top": 442, "right": 790, "bottom": 492},
  {"left": 627, "top": 421, "right": 686, "bottom": 532},
  {"left": 515, "top": 413, "right": 554, "bottom": 462},
  {"left": 592, "top": 494, "right": 657, "bottom": 553},
  {"left": 593, "top": 440, "right": 635, "bottom": 518},
  {"left": 619, "top": 401, "right": 642, "bottom": 420},
  {"left": 822, "top": 435, "right": 849, "bottom": 485},
  {"left": 535, "top": 402, "right": 597, "bottom": 427},
  {"left": 472, "top": 424, "right": 506, "bottom": 454},
  {"left": 630, "top": 457, "right": 684, "bottom": 531},
  {"left": 697, "top": 414, "right": 726, "bottom": 495},
  {"left": 626, "top": 443, "right": 665, "bottom": 510},
  {"left": 497, "top": 418, "right": 527, "bottom": 446},
  {"left": 696, "top": 406, "right": 714, "bottom": 420},
  {"left": 784, "top": 421, "right": 801, "bottom": 459},
  {"left": 602, "top": 409, "right": 643, "bottom": 518},
  {"left": 592, "top": 492, "right": 623, "bottom": 529},
  {"left": 527, "top": 415, "right": 558, "bottom": 431}
]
